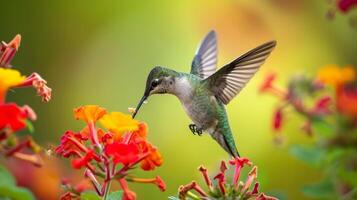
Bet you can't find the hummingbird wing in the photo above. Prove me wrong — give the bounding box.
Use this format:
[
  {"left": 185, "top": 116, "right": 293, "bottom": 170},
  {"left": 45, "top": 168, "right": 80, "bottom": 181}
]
[
  {"left": 190, "top": 30, "right": 217, "bottom": 79},
  {"left": 206, "top": 41, "right": 276, "bottom": 104}
]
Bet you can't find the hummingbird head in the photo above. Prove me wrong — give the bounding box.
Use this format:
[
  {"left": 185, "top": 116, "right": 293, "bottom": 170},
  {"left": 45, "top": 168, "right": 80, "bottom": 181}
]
[{"left": 132, "top": 66, "right": 178, "bottom": 118}]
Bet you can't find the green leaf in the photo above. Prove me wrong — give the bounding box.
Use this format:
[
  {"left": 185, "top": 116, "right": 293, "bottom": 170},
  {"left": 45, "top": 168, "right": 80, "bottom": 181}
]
[
  {"left": 289, "top": 144, "right": 325, "bottom": 167},
  {"left": 81, "top": 191, "right": 101, "bottom": 200},
  {"left": 311, "top": 119, "right": 334, "bottom": 138},
  {"left": 0, "top": 166, "right": 35, "bottom": 200},
  {"left": 302, "top": 180, "right": 336, "bottom": 199},
  {"left": 339, "top": 170, "right": 357, "bottom": 187},
  {"left": 0, "top": 185, "right": 35, "bottom": 200},
  {"left": 0, "top": 166, "right": 15, "bottom": 186},
  {"left": 107, "top": 191, "right": 123, "bottom": 200},
  {"left": 25, "top": 120, "right": 34, "bottom": 133}
]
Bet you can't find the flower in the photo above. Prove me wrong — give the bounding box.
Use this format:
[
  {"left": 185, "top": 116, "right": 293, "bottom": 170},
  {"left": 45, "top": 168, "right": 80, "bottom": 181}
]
[
  {"left": 0, "top": 34, "right": 21, "bottom": 68},
  {"left": 312, "top": 96, "right": 332, "bottom": 115},
  {"left": 104, "top": 142, "right": 139, "bottom": 165},
  {"left": 119, "top": 179, "right": 137, "bottom": 200},
  {"left": 100, "top": 112, "right": 140, "bottom": 135},
  {"left": 177, "top": 159, "right": 276, "bottom": 199},
  {"left": 71, "top": 150, "right": 96, "bottom": 169},
  {"left": 178, "top": 181, "right": 208, "bottom": 199},
  {"left": 0, "top": 68, "right": 25, "bottom": 102},
  {"left": 337, "top": 0, "right": 357, "bottom": 13},
  {"left": 74, "top": 105, "right": 107, "bottom": 123},
  {"left": 316, "top": 65, "right": 356, "bottom": 88},
  {"left": 155, "top": 176, "right": 166, "bottom": 192},
  {"left": 336, "top": 83, "right": 357, "bottom": 118},
  {"left": 122, "top": 188, "right": 137, "bottom": 200},
  {"left": 272, "top": 108, "right": 283, "bottom": 131},
  {"left": 259, "top": 73, "right": 276, "bottom": 93},
  {"left": 198, "top": 166, "right": 213, "bottom": 191},
  {"left": 139, "top": 142, "right": 163, "bottom": 171},
  {"left": 214, "top": 172, "right": 226, "bottom": 195},
  {"left": 0, "top": 103, "right": 28, "bottom": 132},
  {"left": 229, "top": 157, "right": 252, "bottom": 187},
  {"left": 126, "top": 176, "right": 166, "bottom": 192},
  {"left": 55, "top": 130, "right": 88, "bottom": 157},
  {"left": 17, "top": 73, "right": 52, "bottom": 102},
  {"left": 0, "top": 34, "right": 47, "bottom": 167},
  {"left": 57, "top": 105, "right": 165, "bottom": 199},
  {"left": 242, "top": 166, "right": 258, "bottom": 193},
  {"left": 133, "top": 122, "right": 148, "bottom": 138}
]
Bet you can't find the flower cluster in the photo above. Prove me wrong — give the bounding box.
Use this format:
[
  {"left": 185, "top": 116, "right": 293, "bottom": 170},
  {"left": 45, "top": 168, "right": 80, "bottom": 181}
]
[
  {"left": 175, "top": 158, "right": 276, "bottom": 200},
  {"left": 0, "top": 35, "right": 51, "bottom": 166},
  {"left": 326, "top": 0, "right": 357, "bottom": 28},
  {"left": 56, "top": 105, "right": 165, "bottom": 200},
  {"left": 260, "top": 65, "right": 357, "bottom": 137},
  {"left": 260, "top": 65, "right": 357, "bottom": 198}
]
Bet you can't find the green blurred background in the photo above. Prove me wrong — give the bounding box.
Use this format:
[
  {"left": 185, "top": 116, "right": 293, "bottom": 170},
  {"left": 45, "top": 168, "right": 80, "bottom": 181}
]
[{"left": 1, "top": 0, "right": 357, "bottom": 199}]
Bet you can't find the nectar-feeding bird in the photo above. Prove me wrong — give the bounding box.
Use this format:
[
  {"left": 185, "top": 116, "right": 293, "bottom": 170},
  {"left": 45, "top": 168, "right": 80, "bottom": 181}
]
[{"left": 132, "top": 31, "right": 276, "bottom": 157}]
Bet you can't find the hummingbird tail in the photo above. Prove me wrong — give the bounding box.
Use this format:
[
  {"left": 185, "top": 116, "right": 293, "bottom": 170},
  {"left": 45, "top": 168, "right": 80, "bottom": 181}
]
[
  {"left": 210, "top": 130, "right": 240, "bottom": 158},
  {"left": 223, "top": 136, "right": 240, "bottom": 158}
]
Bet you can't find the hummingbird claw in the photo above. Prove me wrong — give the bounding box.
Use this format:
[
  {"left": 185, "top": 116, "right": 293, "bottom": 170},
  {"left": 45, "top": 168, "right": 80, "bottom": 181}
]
[
  {"left": 189, "top": 124, "right": 203, "bottom": 136},
  {"left": 197, "top": 130, "right": 203, "bottom": 136},
  {"left": 189, "top": 124, "right": 196, "bottom": 135}
]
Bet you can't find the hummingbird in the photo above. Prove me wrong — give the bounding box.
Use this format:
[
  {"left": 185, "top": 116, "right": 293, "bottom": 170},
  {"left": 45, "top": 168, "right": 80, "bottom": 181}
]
[{"left": 132, "top": 31, "right": 276, "bottom": 157}]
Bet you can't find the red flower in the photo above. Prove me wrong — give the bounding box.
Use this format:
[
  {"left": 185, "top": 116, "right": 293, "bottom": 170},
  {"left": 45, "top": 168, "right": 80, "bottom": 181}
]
[
  {"left": 213, "top": 172, "right": 226, "bottom": 195},
  {"left": 338, "top": 0, "right": 357, "bottom": 13},
  {"left": 242, "top": 166, "right": 258, "bottom": 193},
  {"left": 257, "top": 193, "right": 278, "bottom": 200},
  {"left": 229, "top": 157, "right": 252, "bottom": 187},
  {"left": 0, "top": 103, "right": 28, "bottom": 132},
  {"left": 312, "top": 96, "right": 332, "bottom": 115},
  {"left": 272, "top": 108, "right": 283, "bottom": 131},
  {"left": 71, "top": 150, "right": 96, "bottom": 169},
  {"left": 104, "top": 142, "right": 139, "bottom": 165},
  {"left": 336, "top": 83, "right": 357, "bottom": 118},
  {"left": 155, "top": 176, "right": 166, "bottom": 192},
  {"left": 259, "top": 73, "right": 276, "bottom": 93},
  {"left": 55, "top": 131, "right": 88, "bottom": 157},
  {"left": 122, "top": 189, "right": 136, "bottom": 200}
]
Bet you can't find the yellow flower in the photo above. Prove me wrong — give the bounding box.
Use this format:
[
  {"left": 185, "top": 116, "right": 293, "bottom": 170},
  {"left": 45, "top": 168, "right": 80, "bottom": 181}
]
[
  {"left": 0, "top": 68, "right": 25, "bottom": 102},
  {"left": 100, "top": 112, "right": 139, "bottom": 135},
  {"left": 74, "top": 105, "right": 107, "bottom": 123},
  {"left": 317, "top": 65, "right": 356, "bottom": 87}
]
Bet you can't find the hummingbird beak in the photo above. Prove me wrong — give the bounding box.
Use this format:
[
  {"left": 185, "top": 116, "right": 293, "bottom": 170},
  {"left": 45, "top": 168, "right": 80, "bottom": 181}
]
[{"left": 132, "top": 95, "right": 148, "bottom": 119}]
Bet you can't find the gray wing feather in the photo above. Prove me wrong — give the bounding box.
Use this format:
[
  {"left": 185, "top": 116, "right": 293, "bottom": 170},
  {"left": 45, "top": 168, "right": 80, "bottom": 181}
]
[
  {"left": 206, "top": 41, "right": 277, "bottom": 104},
  {"left": 190, "top": 30, "right": 217, "bottom": 79}
]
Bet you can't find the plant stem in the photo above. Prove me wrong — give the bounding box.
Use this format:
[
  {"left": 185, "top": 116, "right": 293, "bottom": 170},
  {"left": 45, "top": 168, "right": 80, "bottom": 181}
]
[
  {"left": 102, "top": 157, "right": 112, "bottom": 200},
  {"left": 88, "top": 121, "right": 102, "bottom": 151},
  {"left": 102, "top": 180, "right": 111, "bottom": 200}
]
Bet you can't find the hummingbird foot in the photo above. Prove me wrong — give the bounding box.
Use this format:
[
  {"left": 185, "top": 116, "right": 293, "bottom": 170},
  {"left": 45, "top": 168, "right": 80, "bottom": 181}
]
[{"left": 188, "top": 124, "right": 203, "bottom": 136}]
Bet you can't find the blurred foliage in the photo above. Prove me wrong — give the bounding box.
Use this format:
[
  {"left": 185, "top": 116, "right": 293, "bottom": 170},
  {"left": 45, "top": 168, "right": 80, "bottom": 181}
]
[
  {"left": 260, "top": 65, "right": 357, "bottom": 199},
  {"left": 0, "top": 0, "right": 357, "bottom": 199},
  {"left": 0, "top": 166, "right": 35, "bottom": 200}
]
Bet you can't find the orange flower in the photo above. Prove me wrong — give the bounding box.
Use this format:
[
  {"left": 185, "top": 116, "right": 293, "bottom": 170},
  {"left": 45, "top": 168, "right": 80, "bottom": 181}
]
[
  {"left": 133, "top": 122, "right": 148, "bottom": 138},
  {"left": 140, "top": 142, "right": 163, "bottom": 171},
  {"left": 100, "top": 112, "right": 139, "bottom": 135},
  {"left": 336, "top": 84, "right": 357, "bottom": 118},
  {"left": 74, "top": 105, "right": 106, "bottom": 123},
  {"left": 316, "top": 65, "right": 356, "bottom": 88},
  {"left": 79, "top": 126, "right": 107, "bottom": 141}
]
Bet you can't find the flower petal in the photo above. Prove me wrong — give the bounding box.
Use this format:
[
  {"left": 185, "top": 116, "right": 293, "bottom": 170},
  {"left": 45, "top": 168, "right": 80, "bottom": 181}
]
[{"left": 74, "top": 105, "right": 107, "bottom": 123}]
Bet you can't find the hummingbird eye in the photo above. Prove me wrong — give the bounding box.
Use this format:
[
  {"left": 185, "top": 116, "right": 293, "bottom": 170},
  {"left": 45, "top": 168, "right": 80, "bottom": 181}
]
[{"left": 151, "top": 79, "right": 159, "bottom": 87}]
